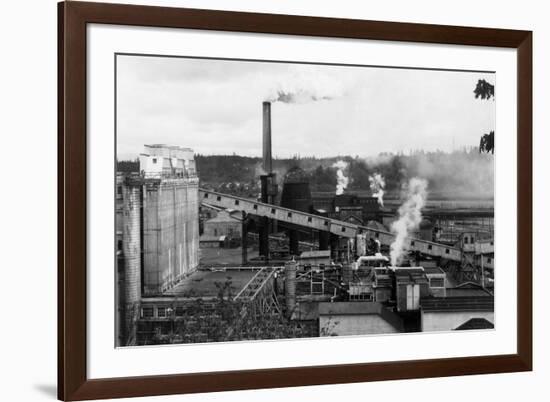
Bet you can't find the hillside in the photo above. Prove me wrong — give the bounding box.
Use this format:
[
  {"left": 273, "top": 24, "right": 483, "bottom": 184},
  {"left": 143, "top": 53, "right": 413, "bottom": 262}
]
[{"left": 117, "top": 148, "right": 494, "bottom": 199}]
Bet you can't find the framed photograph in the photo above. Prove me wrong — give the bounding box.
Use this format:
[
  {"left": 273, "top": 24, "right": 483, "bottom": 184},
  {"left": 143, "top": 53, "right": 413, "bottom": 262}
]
[{"left": 58, "top": 1, "right": 532, "bottom": 400}]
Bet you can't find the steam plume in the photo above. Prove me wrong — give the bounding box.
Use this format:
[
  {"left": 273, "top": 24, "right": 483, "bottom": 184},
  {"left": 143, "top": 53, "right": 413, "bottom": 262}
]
[
  {"left": 390, "top": 178, "right": 428, "bottom": 266},
  {"left": 369, "top": 173, "right": 386, "bottom": 206},
  {"left": 332, "top": 160, "right": 349, "bottom": 195}
]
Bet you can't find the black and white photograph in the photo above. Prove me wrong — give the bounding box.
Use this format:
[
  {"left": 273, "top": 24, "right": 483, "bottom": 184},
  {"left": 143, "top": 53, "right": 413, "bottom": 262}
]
[
  {"left": 115, "top": 54, "right": 495, "bottom": 347},
  {"left": 2, "top": 0, "right": 543, "bottom": 400}
]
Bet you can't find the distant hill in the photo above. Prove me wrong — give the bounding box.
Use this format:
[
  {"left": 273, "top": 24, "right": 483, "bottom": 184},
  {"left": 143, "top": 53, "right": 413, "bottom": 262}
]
[{"left": 117, "top": 148, "right": 494, "bottom": 199}]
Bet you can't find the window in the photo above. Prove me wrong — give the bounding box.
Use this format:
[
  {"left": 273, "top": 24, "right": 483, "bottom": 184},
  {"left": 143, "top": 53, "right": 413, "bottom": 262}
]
[
  {"left": 287, "top": 212, "right": 292, "bottom": 218},
  {"left": 157, "top": 307, "right": 166, "bottom": 318},
  {"left": 428, "top": 244, "right": 432, "bottom": 250},
  {"left": 234, "top": 200, "right": 239, "bottom": 206},
  {"left": 253, "top": 204, "right": 258, "bottom": 210},
  {"left": 430, "top": 278, "right": 445, "bottom": 288},
  {"left": 445, "top": 248, "right": 450, "bottom": 254},
  {"left": 217, "top": 196, "right": 221, "bottom": 201},
  {"left": 464, "top": 237, "right": 469, "bottom": 244},
  {"left": 307, "top": 217, "right": 312, "bottom": 223},
  {"left": 152, "top": 158, "right": 157, "bottom": 163},
  {"left": 410, "top": 240, "right": 415, "bottom": 246},
  {"left": 214, "top": 229, "right": 218, "bottom": 236},
  {"left": 350, "top": 292, "right": 372, "bottom": 301},
  {"left": 175, "top": 306, "right": 185, "bottom": 317},
  {"left": 271, "top": 208, "right": 276, "bottom": 214},
  {"left": 141, "top": 307, "right": 154, "bottom": 318},
  {"left": 117, "top": 240, "right": 123, "bottom": 251}
]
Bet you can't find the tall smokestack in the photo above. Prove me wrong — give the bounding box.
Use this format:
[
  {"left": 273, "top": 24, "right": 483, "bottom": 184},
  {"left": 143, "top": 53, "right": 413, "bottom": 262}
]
[{"left": 262, "top": 101, "right": 272, "bottom": 173}]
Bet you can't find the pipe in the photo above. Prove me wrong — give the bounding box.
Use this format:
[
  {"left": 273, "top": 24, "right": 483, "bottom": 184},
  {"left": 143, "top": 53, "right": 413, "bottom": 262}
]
[
  {"left": 285, "top": 260, "right": 297, "bottom": 318},
  {"left": 241, "top": 212, "right": 248, "bottom": 265}
]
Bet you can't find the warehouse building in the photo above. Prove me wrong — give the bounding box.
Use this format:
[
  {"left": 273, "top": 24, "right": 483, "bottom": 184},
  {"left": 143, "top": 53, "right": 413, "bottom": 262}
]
[
  {"left": 420, "top": 282, "right": 494, "bottom": 331},
  {"left": 202, "top": 210, "right": 243, "bottom": 238}
]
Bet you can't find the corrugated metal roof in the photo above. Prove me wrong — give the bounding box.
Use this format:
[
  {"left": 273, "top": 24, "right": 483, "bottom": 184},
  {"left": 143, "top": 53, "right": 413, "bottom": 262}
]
[
  {"left": 445, "top": 288, "right": 493, "bottom": 297},
  {"left": 423, "top": 266, "right": 445, "bottom": 275},
  {"left": 395, "top": 268, "right": 428, "bottom": 284},
  {"left": 318, "top": 302, "right": 403, "bottom": 331},
  {"left": 445, "top": 282, "right": 493, "bottom": 297},
  {"left": 319, "top": 301, "right": 384, "bottom": 315},
  {"left": 455, "top": 317, "right": 494, "bottom": 330},
  {"left": 421, "top": 296, "right": 494, "bottom": 312}
]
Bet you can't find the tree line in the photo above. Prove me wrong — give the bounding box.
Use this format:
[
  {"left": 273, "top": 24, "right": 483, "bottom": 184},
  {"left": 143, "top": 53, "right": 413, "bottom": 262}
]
[{"left": 118, "top": 147, "right": 493, "bottom": 198}]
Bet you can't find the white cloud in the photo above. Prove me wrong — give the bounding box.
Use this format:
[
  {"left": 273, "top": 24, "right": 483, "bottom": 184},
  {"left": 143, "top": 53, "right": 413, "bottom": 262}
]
[{"left": 116, "top": 55, "right": 495, "bottom": 159}]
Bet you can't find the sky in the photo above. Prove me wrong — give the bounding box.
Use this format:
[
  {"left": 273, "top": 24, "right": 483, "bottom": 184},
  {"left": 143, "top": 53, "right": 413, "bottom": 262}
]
[{"left": 116, "top": 54, "right": 495, "bottom": 160}]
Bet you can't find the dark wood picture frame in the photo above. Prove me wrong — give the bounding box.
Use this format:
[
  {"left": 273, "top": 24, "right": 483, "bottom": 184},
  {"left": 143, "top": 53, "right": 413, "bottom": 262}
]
[{"left": 58, "top": 1, "right": 532, "bottom": 400}]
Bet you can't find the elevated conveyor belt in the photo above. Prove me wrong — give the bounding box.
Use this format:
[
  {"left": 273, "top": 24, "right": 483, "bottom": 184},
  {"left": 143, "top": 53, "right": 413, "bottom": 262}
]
[{"left": 199, "top": 189, "right": 493, "bottom": 270}]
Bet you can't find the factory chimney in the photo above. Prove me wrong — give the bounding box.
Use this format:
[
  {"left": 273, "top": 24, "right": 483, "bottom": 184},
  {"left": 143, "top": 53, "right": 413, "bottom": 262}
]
[
  {"left": 259, "top": 101, "right": 278, "bottom": 260},
  {"left": 262, "top": 101, "right": 272, "bottom": 174}
]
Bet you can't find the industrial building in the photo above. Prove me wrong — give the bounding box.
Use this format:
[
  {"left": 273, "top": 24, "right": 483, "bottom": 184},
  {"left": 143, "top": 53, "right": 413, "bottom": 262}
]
[
  {"left": 116, "top": 101, "right": 494, "bottom": 346},
  {"left": 311, "top": 192, "right": 393, "bottom": 227},
  {"left": 116, "top": 144, "right": 200, "bottom": 346},
  {"left": 202, "top": 210, "right": 242, "bottom": 239},
  {"left": 420, "top": 281, "right": 494, "bottom": 332}
]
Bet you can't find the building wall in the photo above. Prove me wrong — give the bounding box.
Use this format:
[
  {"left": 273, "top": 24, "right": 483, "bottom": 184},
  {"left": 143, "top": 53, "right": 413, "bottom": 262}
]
[
  {"left": 200, "top": 240, "right": 221, "bottom": 248},
  {"left": 374, "top": 287, "right": 392, "bottom": 303},
  {"left": 319, "top": 314, "right": 399, "bottom": 336},
  {"left": 139, "top": 154, "right": 163, "bottom": 177},
  {"left": 421, "top": 311, "right": 494, "bottom": 332},
  {"left": 143, "top": 179, "right": 199, "bottom": 294},
  {"left": 396, "top": 283, "right": 429, "bottom": 312},
  {"left": 203, "top": 219, "right": 241, "bottom": 238},
  {"left": 429, "top": 287, "right": 447, "bottom": 298},
  {"left": 297, "top": 254, "right": 331, "bottom": 266}
]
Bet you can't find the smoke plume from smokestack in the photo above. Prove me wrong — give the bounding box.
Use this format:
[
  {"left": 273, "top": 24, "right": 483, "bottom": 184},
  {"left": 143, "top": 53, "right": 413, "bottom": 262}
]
[
  {"left": 268, "top": 89, "right": 333, "bottom": 104},
  {"left": 332, "top": 160, "right": 349, "bottom": 195},
  {"left": 369, "top": 173, "right": 386, "bottom": 206},
  {"left": 265, "top": 70, "right": 346, "bottom": 105},
  {"left": 390, "top": 178, "right": 428, "bottom": 266}
]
